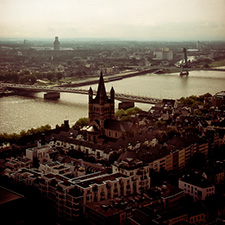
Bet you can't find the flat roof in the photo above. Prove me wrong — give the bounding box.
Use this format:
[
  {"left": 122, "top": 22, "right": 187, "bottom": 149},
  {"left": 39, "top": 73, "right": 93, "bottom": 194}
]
[
  {"left": 76, "top": 173, "right": 127, "bottom": 188},
  {"left": 71, "top": 171, "right": 102, "bottom": 182},
  {"left": 160, "top": 184, "right": 184, "bottom": 199},
  {"left": 181, "top": 173, "right": 214, "bottom": 188},
  {"left": 44, "top": 173, "right": 70, "bottom": 183},
  {"left": 0, "top": 186, "right": 24, "bottom": 205},
  {"left": 86, "top": 199, "right": 125, "bottom": 217}
]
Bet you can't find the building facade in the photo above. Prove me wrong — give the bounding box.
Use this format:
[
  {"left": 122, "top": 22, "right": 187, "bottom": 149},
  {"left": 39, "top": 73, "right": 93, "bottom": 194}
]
[
  {"left": 88, "top": 72, "right": 115, "bottom": 129},
  {"left": 54, "top": 36, "right": 60, "bottom": 51},
  {"left": 179, "top": 174, "right": 215, "bottom": 201}
]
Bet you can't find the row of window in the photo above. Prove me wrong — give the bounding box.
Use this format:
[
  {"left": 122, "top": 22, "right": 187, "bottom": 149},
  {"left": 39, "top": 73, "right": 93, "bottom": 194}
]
[
  {"left": 190, "top": 214, "right": 205, "bottom": 222},
  {"left": 108, "top": 130, "right": 118, "bottom": 137},
  {"left": 94, "top": 107, "right": 110, "bottom": 112}
]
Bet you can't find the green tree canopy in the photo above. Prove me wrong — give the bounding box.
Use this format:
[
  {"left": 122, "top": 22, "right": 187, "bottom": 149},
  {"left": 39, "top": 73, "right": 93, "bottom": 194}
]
[
  {"left": 0, "top": 124, "right": 51, "bottom": 145},
  {"left": 73, "top": 117, "right": 89, "bottom": 129},
  {"left": 19, "top": 74, "right": 37, "bottom": 84},
  {"left": 115, "top": 107, "right": 141, "bottom": 121}
]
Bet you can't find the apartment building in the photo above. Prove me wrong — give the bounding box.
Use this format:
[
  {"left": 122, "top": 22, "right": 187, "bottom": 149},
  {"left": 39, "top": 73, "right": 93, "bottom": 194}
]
[
  {"left": 4, "top": 156, "right": 32, "bottom": 175},
  {"left": 112, "top": 158, "right": 151, "bottom": 193},
  {"left": 10, "top": 168, "right": 42, "bottom": 186},
  {"left": 179, "top": 173, "right": 215, "bottom": 201},
  {"left": 85, "top": 199, "right": 127, "bottom": 225},
  {"left": 38, "top": 164, "right": 151, "bottom": 222},
  {"left": 26, "top": 144, "right": 53, "bottom": 163},
  {"left": 39, "top": 161, "right": 72, "bottom": 176}
]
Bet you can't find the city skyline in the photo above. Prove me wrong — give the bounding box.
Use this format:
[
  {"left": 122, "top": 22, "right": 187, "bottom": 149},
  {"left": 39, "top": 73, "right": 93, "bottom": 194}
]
[{"left": 0, "top": 0, "right": 225, "bottom": 41}]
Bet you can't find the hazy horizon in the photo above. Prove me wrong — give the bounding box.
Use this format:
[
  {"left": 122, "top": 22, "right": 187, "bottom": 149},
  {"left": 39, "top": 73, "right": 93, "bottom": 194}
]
[{"left": 0, "top": 0, "right": 225, "bottom": 41}]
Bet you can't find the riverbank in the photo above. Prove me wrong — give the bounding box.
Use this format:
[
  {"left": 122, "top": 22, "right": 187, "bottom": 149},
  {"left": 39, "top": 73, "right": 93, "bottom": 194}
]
[
  {"left": 1, "top": 70, "right": 225, "bottom": 134},
  {"left": 56, "top": 68, "right": 159, "bottom": 88}
]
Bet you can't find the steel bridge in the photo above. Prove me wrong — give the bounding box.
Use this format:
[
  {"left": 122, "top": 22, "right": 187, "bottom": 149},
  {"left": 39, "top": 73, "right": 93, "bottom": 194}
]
[{"left": 1, "top": 83, "right": 162, "bottom": 104}]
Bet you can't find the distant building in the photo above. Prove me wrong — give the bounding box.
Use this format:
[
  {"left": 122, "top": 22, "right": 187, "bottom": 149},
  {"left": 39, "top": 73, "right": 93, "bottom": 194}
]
[
  {"left": 197, "top": 41, "right": 201, "bottom": 50},
  {"left": 154, "top": 48, "right": 174, "bottom": 61},
  {"left": 54, "top": 36, "right": 60, "bottom": 51},
  {"left": 212, "top": 91, "right": 225, "bottom": 107},
  {"left": 118, "top": 101, "right": 134, "bottom": 110}
]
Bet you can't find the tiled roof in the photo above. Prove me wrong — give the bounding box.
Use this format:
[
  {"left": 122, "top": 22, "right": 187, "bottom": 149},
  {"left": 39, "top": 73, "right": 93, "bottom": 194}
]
[{"left": 104, "top": 119, "right": 132, "bottom": 132}]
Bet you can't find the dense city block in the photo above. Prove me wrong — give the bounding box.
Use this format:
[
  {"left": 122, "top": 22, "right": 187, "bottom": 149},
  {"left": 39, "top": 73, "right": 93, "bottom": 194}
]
[{"left": 0, "top": 69, "right": 225, "bottom": 224}]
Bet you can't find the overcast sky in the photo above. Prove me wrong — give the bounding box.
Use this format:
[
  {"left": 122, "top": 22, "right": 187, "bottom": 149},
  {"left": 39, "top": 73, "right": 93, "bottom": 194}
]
[{"left": 0, "top": 0, "right": 225, "bottom": 40}]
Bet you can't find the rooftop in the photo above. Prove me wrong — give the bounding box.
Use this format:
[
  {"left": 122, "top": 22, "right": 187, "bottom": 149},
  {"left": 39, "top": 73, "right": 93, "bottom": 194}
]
[
  {"left": 42, "top": 161, "right": 61, "bottom": 167},
  {"left": 104, "top": 119, "right": 132, "bottom": 132},
  {"left": 180, "top": 172, "right": 214, "bottom": 188},
  {"left": 76, "top": 173, "right": 127, "bottom": 188},
  {"left": 160, "top": 207, "right": 188, "bottom": 221},
  {"left": 86, "top": 199, "right": 125, "bottom": 217},
  {"left": 160, "top": 184, "right": 184, "bottom": 199}
]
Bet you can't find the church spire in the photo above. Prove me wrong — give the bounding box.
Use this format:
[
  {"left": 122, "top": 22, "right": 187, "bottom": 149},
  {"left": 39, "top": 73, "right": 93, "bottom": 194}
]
[
  {"left": 110, "top": 86, "right": 115, "bottom": 101},
  {"left": 95, "top": 71, "right": 108, "bottom": 104}
]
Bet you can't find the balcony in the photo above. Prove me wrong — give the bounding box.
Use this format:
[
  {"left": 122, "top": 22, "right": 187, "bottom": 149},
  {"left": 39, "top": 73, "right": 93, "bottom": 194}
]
[
  {"left": 66, "top": 202, "right": 73, "bottom": 208},
  {"left": 58, "top": 200, "right": 65, "bottom": 206},
  {"left": 56, "top": 193, "right": 65, "bottom": 201}
]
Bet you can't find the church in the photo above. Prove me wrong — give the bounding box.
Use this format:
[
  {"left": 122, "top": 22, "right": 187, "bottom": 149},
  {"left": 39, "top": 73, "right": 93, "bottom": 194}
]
[{"left": 87, "top": 72, "right": 138, "bottom": 143}]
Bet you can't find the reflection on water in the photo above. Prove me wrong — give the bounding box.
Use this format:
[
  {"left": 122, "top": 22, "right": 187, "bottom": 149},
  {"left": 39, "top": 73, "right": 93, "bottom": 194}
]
[
  {"left": 0, "top": 70, "right": 225, "bottom": 134},
  {"left": 0, "top": 93, "right": 88, "bottom": 134}
]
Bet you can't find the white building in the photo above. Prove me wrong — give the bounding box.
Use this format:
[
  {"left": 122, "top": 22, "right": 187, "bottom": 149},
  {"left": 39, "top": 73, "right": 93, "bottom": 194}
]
[
  {"left": 178, "top": 173, "right": 215, "bottom": 201},
  {"left": 112, "top": 158, "right": 151, "bottom": 193},
  {"left": 26, "top": 145, "right": 53, "bottom": 163},
  {"left": 4, "top": 157, "right": 32, "bottom": 176},
  {"left": 39, "top": 161, "right": 71, "bottom": 176},
  {"left": 154, "top": 48, "right": 174, "bottom": 61}
]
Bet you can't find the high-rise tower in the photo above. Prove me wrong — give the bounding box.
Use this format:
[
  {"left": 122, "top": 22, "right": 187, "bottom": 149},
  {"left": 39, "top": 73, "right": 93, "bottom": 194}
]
[{"left": 54, "top": 36, "right": 60, "bottom": 51}]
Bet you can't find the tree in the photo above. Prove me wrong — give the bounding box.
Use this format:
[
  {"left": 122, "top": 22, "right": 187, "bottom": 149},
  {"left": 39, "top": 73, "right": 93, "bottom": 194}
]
[
  {"left": 19, "top": 74, "right": 37, "bottom": 84},
  {"left": 115, "top": 107, "right": 141, "bottom": 121},
  {"left": 47, "top": 72, "right": 55, "bottom": 81},
  {"left": 0, "top": 124, "right": 51, "bottom": 145},
  {"left": 73, "top": 118, "right": 89, "bottom": 129},
  {"left": 115, "top": 109, "right": 126, "bottom": 119},
  {"left": 56, "top": 72, "right": 63, "bottom": 81},
  {"left": 10, "top": 72, "right": 19, "bottom": 82}
]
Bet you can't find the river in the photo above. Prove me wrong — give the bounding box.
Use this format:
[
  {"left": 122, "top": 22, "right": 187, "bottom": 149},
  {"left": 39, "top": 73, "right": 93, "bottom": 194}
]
[{"left": 0, "top": 70, "right": 225, "bottom": 134}]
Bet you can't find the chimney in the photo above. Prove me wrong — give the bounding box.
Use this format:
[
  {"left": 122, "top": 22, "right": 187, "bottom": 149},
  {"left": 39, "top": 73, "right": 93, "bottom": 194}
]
[{"left": 41, "top": 133, "right": 45, "bottom": 145}]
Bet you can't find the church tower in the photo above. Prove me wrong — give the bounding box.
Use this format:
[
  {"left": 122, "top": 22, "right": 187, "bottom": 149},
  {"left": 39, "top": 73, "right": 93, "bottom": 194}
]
[{"left": 89, "top": 72, "right": 114, "bottom": 129}]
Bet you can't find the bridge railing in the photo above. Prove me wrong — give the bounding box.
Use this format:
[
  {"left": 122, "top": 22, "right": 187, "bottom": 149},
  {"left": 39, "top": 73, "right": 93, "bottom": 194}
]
[{"left": 1, "top": 83, "right": 162, "bottom": 104}]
